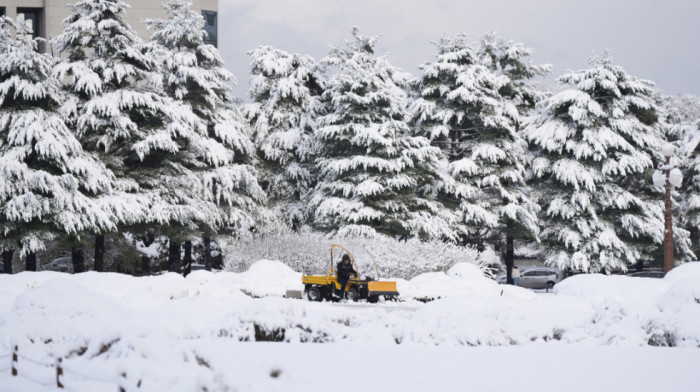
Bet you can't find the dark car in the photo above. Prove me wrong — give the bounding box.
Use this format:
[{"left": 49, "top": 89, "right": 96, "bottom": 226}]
[
  {"left": 627, "top": 270, "right": 664, "bottom": 278},
  {"left": 153, "top": 263, "right": 208, "bottom": 276},
  {"left": 43, "top": 257, "right": 73, "bottom": 273}
]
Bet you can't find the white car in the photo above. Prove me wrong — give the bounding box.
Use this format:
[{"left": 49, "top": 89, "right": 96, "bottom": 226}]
[
  {"left": 495, "top": 267, "right": 561, "bottom": 290},
  {"left": 518, "top": 267, "right": 560, "bottom": 289}
]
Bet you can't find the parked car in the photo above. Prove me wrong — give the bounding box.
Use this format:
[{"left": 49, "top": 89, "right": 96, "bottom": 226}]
[
  {"left": 518, "top": 267, "right": 560, "bottom": 289},
  {"left": 43, "top": 257, "right": 73, "bottom": 273},
  {"left": 627, "top": 270, "right": 664, "bottom": 278},
  {"left": 153, "top": 263, "right": 208, "bottom": 276}
]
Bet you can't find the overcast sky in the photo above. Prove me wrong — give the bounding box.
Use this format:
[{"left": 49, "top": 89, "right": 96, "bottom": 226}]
[{"left": 217, "top": 0, "right": 700, "bottom": 100}]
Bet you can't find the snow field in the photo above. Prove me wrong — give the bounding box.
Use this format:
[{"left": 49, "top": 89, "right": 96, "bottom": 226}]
[
  {"left": 1, "top": 343, "right": 698, "bottom": 392},
  {"left": 164, "top": 343, "right": 698, "bottom": 392},
  {"left": 0, "top": 261, "right": 698, "bottom": 391}
]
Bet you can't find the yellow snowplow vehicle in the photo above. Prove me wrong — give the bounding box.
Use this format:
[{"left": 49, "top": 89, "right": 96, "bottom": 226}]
[{"left": 302, "top": 244, "right": 399, "bottom": 302}]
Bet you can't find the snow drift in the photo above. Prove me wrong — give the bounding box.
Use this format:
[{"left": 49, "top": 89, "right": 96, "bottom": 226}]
[
  {"left": 1, "top": 261, "right": 698, "bottom": 349},
  {"left": 0, "top": 261, "right": 699, "bottom": 390}
]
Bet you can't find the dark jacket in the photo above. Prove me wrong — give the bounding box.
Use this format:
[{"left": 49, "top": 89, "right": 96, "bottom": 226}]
[{"left": 337, "top": 261, "right": 357, "bottom": 281}]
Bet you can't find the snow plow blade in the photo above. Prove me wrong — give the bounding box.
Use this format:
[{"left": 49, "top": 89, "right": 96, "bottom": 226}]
[{"left": 368, "top": 281, "right": 398, "bottom": 296}]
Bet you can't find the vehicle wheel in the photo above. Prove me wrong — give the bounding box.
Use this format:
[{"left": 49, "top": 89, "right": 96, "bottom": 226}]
[
  {"left": 367, "top": 295, "right": 379, "bottom": 303},
  {"left": 306, "top": 286, "right": 321, "bottom": 301},
  {"left": 346, "top": 287, "right": 359, "bottom": 302},
  {"left": 546, "top": 282, "right": 555, "bottom": 290}
]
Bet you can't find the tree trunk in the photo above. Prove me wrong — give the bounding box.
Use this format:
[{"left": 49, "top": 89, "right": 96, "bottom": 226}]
[
  {"left": 25, "top": 252, "right": 37, "bottom": 272},
  {"left": 203, "top": 236, "right": 212, "bottom": 271},
  {"left": 94, "top": 235, "right": 105, "bottom": 272},
  {"left": 663, "top": 155, "right": 674, "bottom": 274},
  {"left": 184, "top": 241, "right": 193, "bottom": 266},
  {"left": 182, "top": 241, "right": 193, "bottom": 277},
  {"left": 168, "top": 240, "right": 181, "bottom": 272},
  {"left": 141, "top": 255, "right": 150, "bottom": 276},
  {"left": 72, "top": 246, "right": 86, "bottom": 273},
  {"left": 134, "top": 256, "right": 142, "bottom": 277},
  {"left": 212, "top": 252, "right": 223, "bottom": 270},
  {"left": 142, "top": 231, "right": 155, "bottom": 275},
  {"left": 505, "top": 231, "right": 515, "bottom": 285},
  {"left": 2, "top": 249, "right": 13, "bottom": 274}
]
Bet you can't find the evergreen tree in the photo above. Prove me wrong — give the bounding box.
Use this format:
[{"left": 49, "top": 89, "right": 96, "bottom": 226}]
[
  {"left": 53, "top": 0, "right": 223, "bottom": 272},
  {"left": 244, "top": 45, "right": 323, "bottom": 230},
  {"left": 662, "top": 94, "right": 700, "bottom": 128},
  {"left": 473, "top": 32, "right": 551, "bottom": 282},
  {"left": 0, "top": 15, "right": 114, "bottom": 270},
  {"left": 144, "top": 0, "right": 266, "bottom": 268},
  {"left": 678, "top": 117, "right": 700, "bottom": 255},
  {"left": 311, "top": 28, "right": 454, "bottom": 240},
  {"left": 476, "top": 32, "right": 551, "bottom": 114},
  {"left": 411, "top": 33, "right": 539, "bottom": 255},
  {"left": 655, "top": 92, "right": 698, "bottom": 262},
  {"left": 682, "top": 122, "right": 700, "bottom": 241},
  {"left": 525, "top": 53, "right": 692, "bottom": 272}
]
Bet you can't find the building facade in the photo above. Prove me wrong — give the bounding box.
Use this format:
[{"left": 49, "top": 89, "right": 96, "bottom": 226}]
[{"left": 0, "top": 0, "right": 219, "bottom": 51}]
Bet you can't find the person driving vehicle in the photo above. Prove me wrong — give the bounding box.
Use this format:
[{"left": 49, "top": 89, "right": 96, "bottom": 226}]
[{"left": 335, "top": 254, "right": 357, "bottom": 298}]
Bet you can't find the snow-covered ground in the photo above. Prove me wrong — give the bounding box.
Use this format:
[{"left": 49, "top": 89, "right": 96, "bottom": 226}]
[
  {"left": 0, "top": 261, "right": 698, "bottom": 391},
  {"left": 2, "top": 343, "right": 697, "bottom": 392}
]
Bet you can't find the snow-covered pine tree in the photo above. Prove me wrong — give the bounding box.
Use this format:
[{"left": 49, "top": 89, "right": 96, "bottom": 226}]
[
  {"left": 470, "top": 32, "right": 551, "bottom": 282},
  {"left": 525, "top": 52, "right": 693, "bottom": 273},
  {"left": 476, "top": 32, "right": 551, "bottom": 115},
  {"left": 53, "top": 0, "right": 225, "bottom": 272},
  {"left": 410, "top": 33, "right": 538, "bottom": 257},
  {"left": 144, "top": 0, "right": 266, "bottom": 268},
  {"left": 655, "top": 92, "right": 698, "bottom": 262},
  {"left": 311, "top": 27, "right": 455, "bottom": 240},
  {"left": 681, "top": 122, "right": 700, "bottom": 252},
  {"left": 244, "top": 45, "right": 324, "bottom": 230},
  {"left": 410, "top": 35, "right": 495, "bottom": 243},
  {"left": 616, "top": 80, "right": 696, "bottom": 266},
  {"left": 664, "top": 94, "right": 700, "bottom": 255},
  {"left": 0, "top": 15, "right": 114, "bottom": 271},
  {"left": 661, "top": 94, "right": 700, "bottom": 130}
]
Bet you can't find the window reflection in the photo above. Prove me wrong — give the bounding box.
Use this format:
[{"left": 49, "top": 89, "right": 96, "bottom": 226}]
[{"left": 202, "top": 10, "right": 217, "bottom": 47}]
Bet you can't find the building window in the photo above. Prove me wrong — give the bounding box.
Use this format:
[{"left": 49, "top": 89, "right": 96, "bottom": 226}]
[
  {"left": 17, "top": 8, "right": 41, "bottom": 40},
  {"left": 0, "top": 7, "right": 6, "bottom": 17},
  {"left": 202, "top": 10, "right": 217, "bottom": 47},
  {"left": 17, "top": 7, "right": 44, "bottom": 52}
]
